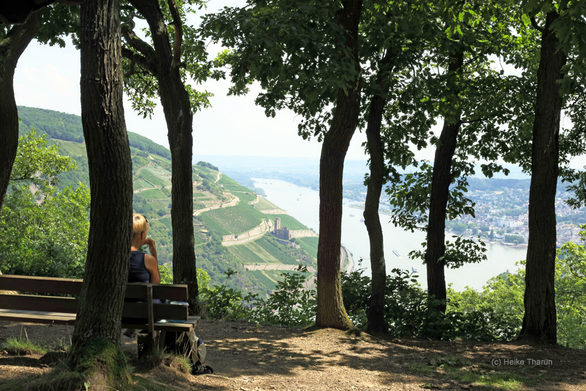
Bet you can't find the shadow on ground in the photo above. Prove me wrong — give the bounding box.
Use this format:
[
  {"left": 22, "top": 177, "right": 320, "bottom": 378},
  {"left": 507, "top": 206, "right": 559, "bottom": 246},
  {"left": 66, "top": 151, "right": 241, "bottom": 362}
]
[{"left": 1, "top": 319, "right": 585, "bottom": 390}]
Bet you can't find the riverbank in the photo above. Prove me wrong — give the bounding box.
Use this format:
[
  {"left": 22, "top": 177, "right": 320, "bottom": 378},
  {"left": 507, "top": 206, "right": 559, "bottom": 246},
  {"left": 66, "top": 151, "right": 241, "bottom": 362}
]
[{"left": 253, "top": 178, "right": 529, "bottom": 291}]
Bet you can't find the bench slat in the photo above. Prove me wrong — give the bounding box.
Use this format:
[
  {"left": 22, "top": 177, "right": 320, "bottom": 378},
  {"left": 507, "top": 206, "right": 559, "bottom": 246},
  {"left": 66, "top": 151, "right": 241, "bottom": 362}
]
[
  {"left": 0, "top": 275, "right": 188, "bottom": 301},
  {"left": 0, "top": 275, "right": 82, "bottom": 295},
  {"left": 0, "top": 309, "right": 76, "bottom": 325},
  {"left": 0, "top": 294, "right": 78, "bottom": 313},
  {"left": 126, "top": 284, "right": 188, "bottom": 301},
  {"left": 0, "top": 310, "right": 198, "bottom": 332},
  {"left": 123, "top": 302, "right": 188, "bottom": 321},
  {"left": 0, "top": 294, "right": 188, "bottom": 321}
]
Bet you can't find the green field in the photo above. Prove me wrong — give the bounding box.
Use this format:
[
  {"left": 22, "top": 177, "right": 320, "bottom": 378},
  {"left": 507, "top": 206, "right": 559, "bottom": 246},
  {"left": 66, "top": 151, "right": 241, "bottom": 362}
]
[
  {"left": 219, "top": 175, "right": 252, "bottom": 193},
  {"left": 133, "top": 178, "right": 152, "bottom": 191},
  {"left": 194, "top": 192, "right": 214, "bottom": 200},
  {"left": 139, "top": 167, "right": 171, "bottom": 187},
  {"left": 227, "top": 241, "right": 278, "bottom": 264},
  {"left": 54, "top": 140, "right": 86, "bottom": 157},
  {"left": 154, "top": 216, "right": 172, "bottom": 230},
  {"left": 199, "top": 202, "right": 265, "bottom": 235},
  {"left": 256, "top": 237, "right": 299, "bottom": 264},
  {"left": 254, "top": 197, "right": 280, "bottom": 210},
  {"left": 138, "top": 188, "right": 169, "bottom": 199},
  {"left": 235, "top": 191, "right": 257, "bottom": 204},
  {"left": 296, "top": 237, "right": 319, "bottom": 259}
]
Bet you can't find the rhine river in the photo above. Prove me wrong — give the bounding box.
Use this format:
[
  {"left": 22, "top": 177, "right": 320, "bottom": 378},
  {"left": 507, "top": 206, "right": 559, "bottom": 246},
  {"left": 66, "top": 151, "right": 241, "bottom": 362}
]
[{"left": 253, "top": 178, "right": 527, "bottom": 292}]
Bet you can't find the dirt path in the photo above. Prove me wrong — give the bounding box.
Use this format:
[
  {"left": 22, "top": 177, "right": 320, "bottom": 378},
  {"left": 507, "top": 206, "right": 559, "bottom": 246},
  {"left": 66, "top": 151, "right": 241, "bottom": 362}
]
[{"left": 1, "top": 319, "right": 584, "bottom": 391}]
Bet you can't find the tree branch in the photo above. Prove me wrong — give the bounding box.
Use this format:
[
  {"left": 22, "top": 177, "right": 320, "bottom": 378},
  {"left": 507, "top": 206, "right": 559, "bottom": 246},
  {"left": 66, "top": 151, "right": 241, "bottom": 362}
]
[
  {"left": 530, "top": 16, "right": 545, "bottom": 33},
  {"left": 166, "top": 0, "right": 183, "bottom": 70},
  {"left": 121, "top": 24, "right": 157, "bottom": 67},
  {"left": 122, "top": 47, "right": 157, "bottom": 75},
  {"left": 0, "top": 10, "right": 41, "bottom": 63}
]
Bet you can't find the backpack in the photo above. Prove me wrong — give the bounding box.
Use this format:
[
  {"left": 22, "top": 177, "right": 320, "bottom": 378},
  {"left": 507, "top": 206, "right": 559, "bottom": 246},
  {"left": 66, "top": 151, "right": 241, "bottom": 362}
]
[{"left": 165, "top": 330, "right": 213, "bottom": 375}]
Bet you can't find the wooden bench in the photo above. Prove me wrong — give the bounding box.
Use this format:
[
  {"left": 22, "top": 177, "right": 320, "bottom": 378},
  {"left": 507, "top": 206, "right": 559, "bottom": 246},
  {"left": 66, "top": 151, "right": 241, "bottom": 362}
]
[{"left": 0, "top": 274, "right": 199, "bottom": 356}]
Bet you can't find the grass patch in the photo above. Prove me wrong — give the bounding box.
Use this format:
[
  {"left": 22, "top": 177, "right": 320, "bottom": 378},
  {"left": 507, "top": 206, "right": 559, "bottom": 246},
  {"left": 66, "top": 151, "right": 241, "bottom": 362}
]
[
  {"left": 1, "top": 337, "right": 47, "bottom": 355},
  {"left": 409, "top": 357, "right": 539, "bottom": 390}
]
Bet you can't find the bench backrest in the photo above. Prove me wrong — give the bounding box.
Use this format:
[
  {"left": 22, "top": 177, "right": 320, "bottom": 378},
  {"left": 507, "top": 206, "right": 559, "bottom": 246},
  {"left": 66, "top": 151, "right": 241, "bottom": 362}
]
[{"left": 0, "top": 274, "right": 189, "bottom": 326}]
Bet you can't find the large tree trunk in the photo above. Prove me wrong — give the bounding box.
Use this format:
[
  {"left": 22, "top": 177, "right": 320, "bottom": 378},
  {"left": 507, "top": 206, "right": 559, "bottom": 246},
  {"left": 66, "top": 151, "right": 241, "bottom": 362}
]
[
  {"left": 0, "top": 12, "right": 41, "bottom": 210},
  {"left": 424, "top": 50, "right": 464, "bottom": 316},
  {"left": 519, "top": 11, "right": 565, "bottom": 344},
  {"left": 315, "top": 0, "right": 362, "bottom": 330},
  {"left": 68, "top": 0, "right": 133, "bottom": 386},
  {"left": 130, "top": 0, "right": 198, "bottom": 312},
  {"left": 363, "top": 49, "right": 395, "bottom": 334}
]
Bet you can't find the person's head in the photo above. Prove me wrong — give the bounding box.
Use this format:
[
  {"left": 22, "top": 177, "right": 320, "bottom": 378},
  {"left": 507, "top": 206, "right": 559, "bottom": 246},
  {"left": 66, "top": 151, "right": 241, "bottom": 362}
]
[{"left": 132, "top": 213, "right": 149, "bottom": 243}]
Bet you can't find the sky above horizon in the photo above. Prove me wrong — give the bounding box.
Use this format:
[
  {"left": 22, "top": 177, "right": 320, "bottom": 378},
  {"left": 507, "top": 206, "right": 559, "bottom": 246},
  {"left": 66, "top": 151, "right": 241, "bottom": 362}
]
[
  {"left": 13, "top": 0, "right": 377, "bottom": 162},
  {"left": 12, "top": 1, "right": 585, "bottom": 169}
]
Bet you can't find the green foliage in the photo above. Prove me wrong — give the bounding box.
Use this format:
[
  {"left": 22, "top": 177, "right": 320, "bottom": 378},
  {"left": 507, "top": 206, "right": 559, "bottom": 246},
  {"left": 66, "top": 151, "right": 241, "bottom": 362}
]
[
  {"left": 0, "top": 133, "right": 90, "bottom": 278},
  {"left": 448, "top": 228, "right": 586, "bottom": 348},
  {"left": 448, "top": 269, "right": 525, "bottom": 342},
  {"left": 121, "top": 0, "right": 219, "bottom": 118},
  {"left": 341, "top": 241, "right": 584, "bottom": 347},
  {"left": 11, "top": 130, "right": 76, "bottom": 194},
  {"left": 201, "top": 267, "right": 316, "bottom": 328},
  {"left": 200, "top": 270, "right": 255, "bottom": 321},
  {"left": 201, "top": 0, "right": 353, "bottom": 137},
  {"left": 252, "top": 266, "right": 316, "bottom": 327},
  {"left": 555, "top": 226, "right": 586, "bottom": 348}
]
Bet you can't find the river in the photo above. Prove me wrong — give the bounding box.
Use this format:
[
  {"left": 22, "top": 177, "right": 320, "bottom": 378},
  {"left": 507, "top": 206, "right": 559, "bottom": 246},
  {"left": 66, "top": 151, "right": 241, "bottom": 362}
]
[{"left": 253, "top": 178, "right": 527, "bottom": 291}]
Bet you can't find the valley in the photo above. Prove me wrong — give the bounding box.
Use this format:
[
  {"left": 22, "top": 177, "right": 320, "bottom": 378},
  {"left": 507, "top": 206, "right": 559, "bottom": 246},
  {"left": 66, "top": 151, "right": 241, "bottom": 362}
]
[{"left": 16, "top": 106, "right": 322, "bottom": 295}]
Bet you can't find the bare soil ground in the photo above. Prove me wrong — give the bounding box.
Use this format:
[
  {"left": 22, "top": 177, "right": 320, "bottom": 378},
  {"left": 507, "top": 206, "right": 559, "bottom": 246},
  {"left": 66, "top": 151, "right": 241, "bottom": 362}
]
[{"left": 1, "top": 319, "right": 585, "bottom": 390}]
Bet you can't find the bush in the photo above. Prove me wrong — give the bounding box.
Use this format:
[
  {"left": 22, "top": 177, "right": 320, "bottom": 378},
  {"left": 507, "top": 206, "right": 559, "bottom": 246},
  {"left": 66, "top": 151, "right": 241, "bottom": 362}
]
[{"left": 251, "top": 266, "right": 316, "bottom": 327}]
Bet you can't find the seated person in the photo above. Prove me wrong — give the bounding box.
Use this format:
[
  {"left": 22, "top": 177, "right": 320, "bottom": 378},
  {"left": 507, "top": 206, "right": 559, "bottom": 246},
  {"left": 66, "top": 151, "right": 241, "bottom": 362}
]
[
  {"left": 130, "top": 213, "right": 160, "bottom": 284},
  {"left": 127, "top": 213, "right": 212, "bottom": 374}
]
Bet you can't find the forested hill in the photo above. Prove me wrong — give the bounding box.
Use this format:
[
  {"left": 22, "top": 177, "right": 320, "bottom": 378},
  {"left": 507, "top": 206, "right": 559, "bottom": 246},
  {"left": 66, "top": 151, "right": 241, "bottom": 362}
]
[
  {"left": 18, "top": 106, "right": 172, "bottom": 160},
  {"left": 16, "top": 106, "right": 319, "bottom": 295}
]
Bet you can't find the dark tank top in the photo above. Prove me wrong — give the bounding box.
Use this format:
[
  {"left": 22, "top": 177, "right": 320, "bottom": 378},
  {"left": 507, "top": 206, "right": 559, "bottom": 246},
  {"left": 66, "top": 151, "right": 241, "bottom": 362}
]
[{"left": 129, "top": 251, "right": 150, "bottom": 283}]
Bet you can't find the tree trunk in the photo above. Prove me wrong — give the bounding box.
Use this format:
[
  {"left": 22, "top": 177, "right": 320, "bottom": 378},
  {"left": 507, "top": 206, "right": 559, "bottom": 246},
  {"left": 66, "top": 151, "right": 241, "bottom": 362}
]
[
  {"left": 425, "top": 49, "right": 464, "bottom": 316},
  {"left": 363, "top": 49, "right": 395, "bottom": 334},
  {"left": 315, "top": 0, "right": 362, "bottom": 330},
  {"left": 519, "top": 11, "right": 565, "bottom": 344},
  {"left": 130, "top": 0, "right": 198, "bottom": 312},
  {"left": 0, "top": 12, "right": 41, "bottom": 210},
  {"left": 68, "top": 1, "right": 133, "bottom": 385}
]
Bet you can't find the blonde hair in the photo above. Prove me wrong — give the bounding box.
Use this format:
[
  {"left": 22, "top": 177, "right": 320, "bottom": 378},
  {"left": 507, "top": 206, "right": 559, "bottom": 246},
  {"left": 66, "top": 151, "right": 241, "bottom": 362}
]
[{"left": 133, "top": 213, "right": 149, "bottom": 237}]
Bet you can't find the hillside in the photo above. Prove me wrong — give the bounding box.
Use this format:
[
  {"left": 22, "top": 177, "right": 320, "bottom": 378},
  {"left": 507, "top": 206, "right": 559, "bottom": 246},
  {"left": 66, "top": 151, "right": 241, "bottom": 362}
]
[{"left": 16, "top": 106, "right": 319, "bottom": 294}]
